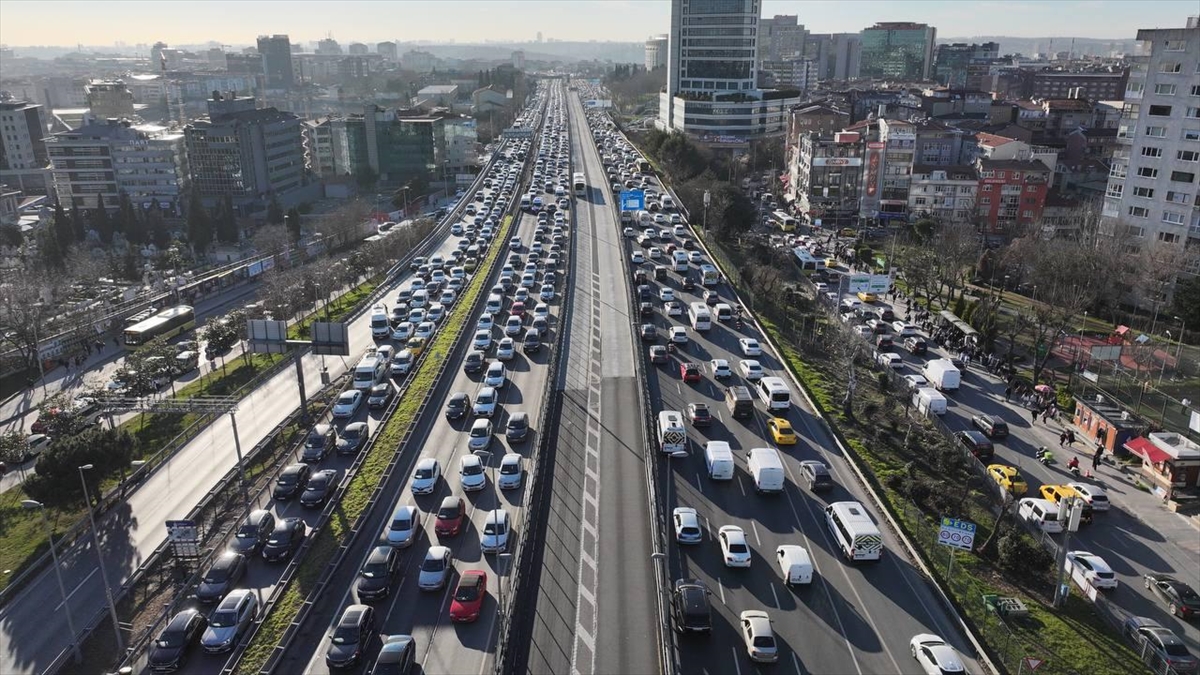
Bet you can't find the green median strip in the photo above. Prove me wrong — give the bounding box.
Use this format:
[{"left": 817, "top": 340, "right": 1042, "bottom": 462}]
[{"left": 235, "top": 215, "right": 514, "bottom": 674}]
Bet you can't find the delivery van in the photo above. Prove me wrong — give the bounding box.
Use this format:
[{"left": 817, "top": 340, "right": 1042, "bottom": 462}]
[
  {"left": 747, "top": 447, "right": 785, "bottom": 493},
  {"left": 775, "top": 545, "right": 814, "bottom": 585},
  {"left": 912, "top": 387, "right": 948, "bottom": 416},
  {"left": 922, "top": 359, "right": 961, "bottom": 392},
  {"left": 657, "top": 410, "right": 688, "bottom": 457},
  {"left": 704, "top": 441, "right": 735, "bottom": 480},
  {"left": 725, "top": 386, "right": 754, "bottom": 419},
  {"left": 352, "top": 352, "right": 387, "bottom": 390}
]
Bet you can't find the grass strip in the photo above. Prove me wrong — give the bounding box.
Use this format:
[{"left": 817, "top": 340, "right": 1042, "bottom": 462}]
[{"left": 235, "top": 216, "right": 513, "bottom": 673}]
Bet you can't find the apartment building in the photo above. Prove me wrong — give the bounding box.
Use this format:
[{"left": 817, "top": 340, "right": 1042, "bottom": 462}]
[
  {"left": 908, "top": 164, "right": 979, "bottom": 224},
  {"left": 0, "top": 98, "right": 52, "bottom": 195},
  {"left": 976, "top": 157, "right": 1052, "bottom": 234},
  {"left": 788, "top": 130, "right": 865, "bottom": 229}
]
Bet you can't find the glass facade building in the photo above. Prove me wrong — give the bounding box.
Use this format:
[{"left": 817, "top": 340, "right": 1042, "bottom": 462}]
[{"left": 859, "top": 22, "right": 937, "bottom": 81}]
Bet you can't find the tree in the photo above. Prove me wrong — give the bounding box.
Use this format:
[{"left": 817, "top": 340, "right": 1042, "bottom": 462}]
[
  {"left": 92, "top": 205, "right": 114, "bottom": 245},
  {"left": 147, "top": 205, "right": 171, "bottom": 249},
  {"left": 0, "top": 223, "right": 23, "bottom": 249},
  {"left": 69, "top": 204, "right": 86, "bottom": 244},
  {"left": 52, "top": 203, "right": 73, "bottom": 253},
  {"left": 25, "top": 427, "right": 137, "bottom": 507},
  {"left": 266, "top": 195, "right": 284, "bottom": 226},
  {"left": 215, "top": 195, "right": 239, "bottom": 244},
  {"left": 119, "top": 193, "right": 148, "bottom": 245},
  {"left": 251, "top": 224, "right": 290, "bottom": 255},
  {"left": 1172, "top": 275, "right": 1200, "bottom": 328},
  {"left": 185, "top": 191, "right": 212, "bottom": 253},
  {"left": 36, "top": 222, "right": 66, "bottom": 271},
  {"left": 0, "top": 273, "right": 52, "bottom": 371},
  {"left": 286, "top": 207, "right": 303, "bottom": 242}
]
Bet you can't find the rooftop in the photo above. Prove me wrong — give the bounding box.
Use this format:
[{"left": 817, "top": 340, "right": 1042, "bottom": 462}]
[
  {"left": 976, "top": 131, "right": 1020, "bottom": 147},
  {"left": 418, "top": 85, "right": 458, "bottom": 95},
  {"left": 911, "top": 164, "right": 978, "bottom": 179},
  {"left": 979, "top": 158, "right": 1052, "bottom": 173}
]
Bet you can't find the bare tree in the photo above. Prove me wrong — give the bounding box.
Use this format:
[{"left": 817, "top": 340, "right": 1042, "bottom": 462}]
[
  {"left": 935, "top": 219, "right": 982, "bottom": 307},
  {"left": 251, "top": 225, "right": 291, "bottom": 256},
  {"left": 896, "top": 246, "right": 941, "bottom": 310},
  {"left": 0, "top": 272, "right": 57, "bottom": 372}
]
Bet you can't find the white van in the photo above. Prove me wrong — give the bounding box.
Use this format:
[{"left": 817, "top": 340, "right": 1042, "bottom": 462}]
[
  {"left": 913, "top": 387, "right": 947, "bottom": 416},
  {"left": 657, "top": 410, "right": 688, "bottom": 457},
  {"left": 520, "top": 194, "right": 532, "bottom": 211},
  {"left": 485, "top": 293, "right": 504, "bottom": 316},
  {"left": 370, "top": 306, "right": 391, "bottom": 339},
  {"left": 747, "top": 447, "right": 785, "bottom": 493},
  {"left": 410, "top": 289, "right": 428, "bottom": 309},
  {"left": 775, "top": 545, "right": 814, "bottom": 585},
  {"left": 757, "top": 377, "right": 791, "bottom": 411},
  {"left": 352, "top": 352, "right": 387, "bottom": 390},
  {"left": 704, "top": 441, "right": 734, "bottom": 480},
  {"left": 1018, "top": 498, "right": 1063, "bottom": 534},
  {"left": 671, "top": 250, "right": 689, "bottom": 273},
  {"left": 714, "top": 303, "right": 733, "bottom": 323},
  {"left": 825, "top": 501, "right": 884, "bottom": 561}
]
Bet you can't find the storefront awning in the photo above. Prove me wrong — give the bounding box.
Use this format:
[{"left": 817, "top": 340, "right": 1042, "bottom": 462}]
[{"left": 1125, "top": 436, "right": 1170, "bottom": 463}]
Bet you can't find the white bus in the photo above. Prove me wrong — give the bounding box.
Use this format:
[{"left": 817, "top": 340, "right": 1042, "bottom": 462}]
[
  {"left": 698, "top": 263, "right": 719, "bottom": 286},
  {"left": 757, "top": 376, "right": 791, "bottom": 411},
  {"left": 657, "top": 410, "right": 688, "bottom": 457},
  {"left": 573, "top": 172, "right": 586, "bottom": 196},
  {"left": 687, "top": 302, "right": 712, "bottom": 331},
  {"left": 824, "top": 501, "right": 884, "bottom": 562},
  {"left": 771, "top": 210, "right": 797, "bottom": 232},
  {"left": 793, "top": 248, "right": 826, "bottom": 275}
]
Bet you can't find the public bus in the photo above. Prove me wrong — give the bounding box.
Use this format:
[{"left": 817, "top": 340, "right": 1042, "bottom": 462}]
[
  {"left": 698, "top": 263, "right": 720, "bottom": 286},
  {"left": 687, "top": 302, "right": 712, "bottom": 331},
  {"left": 793, "top": 248, "right": 826, "bottom": 275},
  {"left": 572, "top": 172, "right": 586, "bottom": 196},
  {"left": 771, "top": 210, "right": 798, "bottom": 232},
  {"left": 636, "top": 158, "right": 652, "bottom": 174},
  {"left": 123, "top": 305, "right": 196, "bottom": 348}
]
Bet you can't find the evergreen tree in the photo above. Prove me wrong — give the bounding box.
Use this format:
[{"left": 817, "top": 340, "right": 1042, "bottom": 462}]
[
  {"left": 185, "top": 191, "right": 213, "bottom": 253},
  {"left": 146, "top": 205, "right": 171, "bottom": 249},
  {"left": 92, "top": 204, "right": 114, "bottom": 245},
  {"left": 0, "top": 223, "right": 23, "bottom": 249},
  {"left": 120, "top": 193, "right": 148, "bottom": 245},
  {"left": 69, "top": 204, "right": 86, "bottom": 243},
  {"left": 216, "top": 195, "right": 239, "bottom": 244},
  {"left": 37, "top": 222, "right": 65, "bottom": 270},
  {"left": 266, "top": 196, "right": 284, "bottom": 226},
  {"left": 52, "top": 203, "right": 73, "bottom": 254},
  {"left": 286, "top": 207, "right": 302, "bottom": 242}
]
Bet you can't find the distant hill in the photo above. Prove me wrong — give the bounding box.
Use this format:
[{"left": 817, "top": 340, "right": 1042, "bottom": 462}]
[
  {"left": 402, "top": 41, "right": 644, "bottom": 64},
  {"left": 939, "top": 35, "right": 1139, "bottom": 57}
]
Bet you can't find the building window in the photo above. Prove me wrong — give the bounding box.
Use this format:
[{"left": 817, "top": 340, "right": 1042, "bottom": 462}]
[
  {"left": 1128, "top": 226, "right": 1146, "bottom": 238},
  {"left": 1179, "top": 150, "right": 1200, "bottom": 162},
  {"left": 1128, "top": 205, "right": 1149, "bottom": 218},
  {"left": 1137, "top": 166, "right": 1159, "bottom": 178},
  {"left": 1026, "top": 185, "right": 1038, "bottom": 192},
  {"left": 1159, "top": 62, "right": 1183, "bottom": 74},
  {"left": 1159, "top": 232, "right": 1180, "bottom": 243},
  {"left": 1170, "top": 170, "right": 1196, "bottom": 183},
  {"left": 1188, "top": 107, "right": 1200, "bottom": 119},
  {"left": 1132, "top": 186, "right": 1155, "bottom": 198},
  {"left": 1023, "top": 210, "right": 1034, "bottom": 218},
  {"left": 1106, "top": 183, "right": 1124, "bottom": 198},
  {"left": 1142, "top": 146, "right": 1164, "bottom": 158},
  {"left": 1185, "top": 129, "right": 1200, "bottom": 141},
  {"left": 1165, "top": 40, "right": 1187, "bottom": 51},
  {"left": 1148, "top": 104, "right": 1173, "bottom": 117},
  {"left": 1166, "top": 190, "right": 1191, "bottom": 204},
  {"left": 1155, "top": 83, "right": 1178, "bottom": 95},
  {"left": 980, "top": 197, "right": 991, "bottom": 205},
  {"left": 982, "top": 184, "right": 993, "bottom": 192},
  {"left": 1146, "top": 126, "right": 1167, "bottom": 137},
  {"left": 1162, "top": 211, "right": 1185, "bottom": 225},
  {"left": 1192, "top": 85, "right": 1200, "bottom": 97}
]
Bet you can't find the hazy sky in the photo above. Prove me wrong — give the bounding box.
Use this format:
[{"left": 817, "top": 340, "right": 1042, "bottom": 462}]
[{"left": 0, "top": 0, "right": 1193, "bottom": 48}]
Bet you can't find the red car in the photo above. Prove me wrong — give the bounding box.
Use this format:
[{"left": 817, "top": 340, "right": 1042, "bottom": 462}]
[
  {"left": 434, "top": 496, "right": 465, "bottom": 537},
  {"left": 680, "top": 362, "right": 702, "bottom": 383},
  {"left": 449, "top": 570, "right": 488, "bottom": 622},
  {"left": 511, "top": 301, "right": 525, "bottom": 317}
]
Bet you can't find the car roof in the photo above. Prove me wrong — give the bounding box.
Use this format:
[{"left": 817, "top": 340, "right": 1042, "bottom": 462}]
[
  {"left": 426, "top": 545, "right": 450, "bottom": 558},
  {"left": 366, "top": 546, "right": 392, "bottom": 564},
  {"left": 416, "top": 457, "right": 437, "bottom": 469},
  {"left": 439, "top": 495, "right": 460, "bottom": 509}
]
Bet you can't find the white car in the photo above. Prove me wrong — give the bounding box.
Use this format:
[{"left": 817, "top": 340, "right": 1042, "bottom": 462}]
[
  {"left": 496, "top": 337, "right": 516, "bottom": 361},
  {"left": 688, "top": 251, "right": 703, "bottom": 264},
  {"left": 648, "top": 247, "right": 662, "bottom": 260},
  {"left": 533, "top": 303, "right": 550, "bottom": 320},
  {"left": 669, "top": 326, "right": 689, "bottom": 344},
  {"left": 910, "top": 634, "right": 966, "bottom": 675},
  {"left": 460, "top": 452, "right": 487, "bottom": 490},
  {"left": 630, "top": 251, "right": 645, "bottom": 264},
  {"left": 410, "top": 458, "right": 441, "bottom": 495},
  {"left": 480, "top": 508, "right": 510, "bottom": 553},
  {"left": 739, "top": 610, "right": 778, "bottom": 663},
  {"left": 892, "top": 321, "right": 919, "bottom": 337},
  {"left": 739, "top": 359, "right": 764, "bottom": 381},
  {"left": 407, "top": 308, "right": 427, "bottom": 324},
  {"left": 1068, "top": 482, "right": 1110, "bottom": 511},
  {"left": 385, "top": 505, "right": 421, "bottom": 548},
  {"left": 391, "top": 322, "right": 414, "bottom": 341},
  {"left": 440, "top": 290, "right": 458, "bottom": 306},
  {"left": 484, "top": 362, "right": 507, "bottom": 388},
  {"left": 391, "top": 349, "right": 414, "bottom": 376},
  {"left": 877, "top": 352, "right": 903, "bottom": 369},
  {"left": 504, "top": 315, "right": 524, "bottom": 337},
  {"left": 718, "top": 525, "right": 751, "bottom": 568},
  {"left": 658, "top": 287, "right": 675, "bottom": 302},
  {"left": 414, "top": 321, "right": 436, "bottom": 341},
  {"left": 474, "top": 387, "right": 498, "bottom": 417},
  {"left": 673, "top": 507, "right": 703, "bottom": 544},
  {"left": 1066, "top": 550, "right": 1118, "bottom": 590},
  {"left": 665, "top": 301, "right": 683, "bottom": 317},
  {"left": 710, "top": 359, "right": 732, "bottom": 379},
  {"left": 427, "top": 303, "right": 446, "bottom": 323},
  {"left": 418, "top": 546, "right": 453, "bottom": 591},
  {"left": 473, "top": 329, "right": 493, "bottom": 351},
  {"left": 739, "top": 338, "right": 762, "bottom": 356},
  {"left": 853, "top": 325, "right": 873, "bottom": 339},
  {"left": 332, "top": 390, "right": 363, "bottom": 419},
  {"left": 539, "top": 284, "right": 555, "bottom": 301},
  {"left": 623, "top": 227, "right": 636, "bottom": 238},
  {"left": 498, "top": 453, "right": 524, "bottom": 490},
  {"left": 477, "top": 314, "right": 495, "bottom": 331},
  {"left": 903, "top": 374, "right": 928, "bottom": 390},
  {"left": 520, "top": 273, "right": 537, "bottom": 289}
]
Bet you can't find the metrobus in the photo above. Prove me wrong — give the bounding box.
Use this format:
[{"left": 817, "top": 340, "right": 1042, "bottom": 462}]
[
  {"left": 687, "top": 302, "right": 712, "bottom": 331},
  {"left": 124, "top": 305, "right": 196, "bottom": 348},
  {"left": 771, "top": 210, "right": 797, "bottom": 232},
  {"left": 698, "top": 263, "right": 719, "bottom": 286},
  {"left": 572, "top": 172, "right": 586, "bottom": 196}
]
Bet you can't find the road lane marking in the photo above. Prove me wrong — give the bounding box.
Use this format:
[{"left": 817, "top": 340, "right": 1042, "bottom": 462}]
[
  {"left": 751, "top": 520, "right": 762, "bottom": 547},
  {"left": 55, "top": 568, "right": 98, "bottom": 611},
  {"left": 771, "top": 583, "right": 780, "bottom": 609},
  {"left": 731, "top": 647, "right": 742, "bottom": 675},
  {"left": 792, "top": 652, "right": 802, "bottom": 674},
  {"left": 718, "top": 578, "right": 726, "bottom": 605},
  {"left": 696, "top": 472, "right": 705, "bottom": 495}
]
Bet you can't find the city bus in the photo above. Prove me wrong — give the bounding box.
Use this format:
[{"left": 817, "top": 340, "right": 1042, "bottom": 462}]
[
  {"left": 124, "top": 305, "right": 196, "bottom": 348},
  {"left": 771, "top": 210, "right": 797, "bottom": 232},
  {"left": 572, "top": 172, "right": 586, "bottom": 196},
  {"left": 698, "top": 263, "right": 720, "bottom": 286},
  {"left": 793, "top": 248, "right": 826, "bottom": 275}
]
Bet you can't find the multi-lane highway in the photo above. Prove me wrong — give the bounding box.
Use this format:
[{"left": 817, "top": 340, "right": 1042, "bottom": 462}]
[
  {"left": 578, "top": 90, "right": 985, "bottom": 673},
  {"left": 0, "top": 112, "right": 526, "bottom": 675}
]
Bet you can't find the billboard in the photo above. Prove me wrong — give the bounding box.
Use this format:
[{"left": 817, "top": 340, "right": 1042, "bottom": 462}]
[
  {"left": 864, "top": 148, "right": 881, "bottom": 197},
  {"left": 846, "top": 274, "right": 892, "bottom": 294},
  {"left": 584, "top": 99, "right": 613, "bottom": 109},
  {"left": 619, "top": 190, "right": 645, "bottom": 211},
  {"left": 812, "top": 157, "right": 862, "bottom": 167}
]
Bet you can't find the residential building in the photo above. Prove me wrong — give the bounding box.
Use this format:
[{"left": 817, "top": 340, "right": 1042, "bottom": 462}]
[
  {"left": 257, "top": 35, "right": 295, "bottom": 91},
  {"left": 787, "top": 103, "right": 850, "bottom": 139},
  {"left": 912, "top": 120, "right": 967, "bottom": 166},
  {"left": 338, "top": 57, "right": 370, "bottom": 80},
  {"left": 758, "top": 15, "right": 807, "bottom": 63},
  {"left": 804, "top": 33, "right": 861, "bottom": 81},
  {"left": 1039, "top": 97, "right": 1094, "bottom": 139},
  {"left": 976, "top": 157, "right": 1051, "bottom": 234},
  {"left": 787, "top": 130, "right": 864, "bottom": 229},
  {"left": 302, "top": 117, "right": 339, "bottom": 177},
  {"left": 1031, "top": 69, "right": 1128, "bottom": 101},
  {"left": 0, "top": 98, "right": 52, "bottom": 195},
  {"left": 184, "top": 93, "right": 306, "bottom": 213},
  {"left": 85, "top": 80, "right": 136, "bottom": 120},
  {"left": 415, "top": 85, "right": 459, "bottom": 109},
  {"left": 915, "top": 87, "right": 993, "bottom": 119},
  {"left": 859, "top": 22, "right": 937, "bottom": 81},
  {"left": 316, "top": 38, "right": 342, "bottom": 56},
  {"left": 472, "top": 86, "right": 510, "bottom": 115},
  {"left": 512, "top": 50, "right": 526, "bottom": 70},
  {"left": 400, "top": 50, "right": 437, "bottom": 73},
  {"left": 46, "top": 118, "right": 188, "bottom": 213},
  {"left": 226, "top": 53, "right": 264, "bottom": 78},
  {"left": 1102, "top": 18, "right": 1200, "bottom": 290},
  {"left": 348, "top": 43, "right": 369, "bottom": 56},
  {"left": 377, "top": 41, "right": 398, "bottom": 61},
  {"left": 760, "top": 59, "right": 816, "bottom": 90},
  {"left": 878, "top": 118, "right": 916, "bottom": 220},
  {"left": 933, "top": 42, "right": 1000, "bottom": 88},
  {"left": 645, "top": 35, "right": 669, "bottom": 71},
  {"left": 908, "top": 164, "right": 979, "bottom": 224}
]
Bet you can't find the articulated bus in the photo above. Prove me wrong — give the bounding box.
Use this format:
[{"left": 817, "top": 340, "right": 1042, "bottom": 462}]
[
  {"left": 573, "top": 172, "right": 586, "bottom": 196},
  {"left": 124, "top": 305, "right": 196, "bottom": 348},
  {"left": 771, "top": 210, "right": 798, "bottom": 232}
]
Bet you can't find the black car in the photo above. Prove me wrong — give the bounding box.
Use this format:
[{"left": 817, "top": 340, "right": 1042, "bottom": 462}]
[
  {"left": 195, "top": 551, "right": 248, "bottom": 604},
  {"left": 263, "top": 518, "right": 306, "bottom": 563},
  {"left": 971, "top": 414, "right": 1009, "bottom": 439},
  {"left": 640, "top": 301, "right": 654, "bottom": 316},
  {"left": 903, "top": 337, "right": 928, "bottom": 355},
  {"left": 955, "top": 430, "right": 995, "bottom": 463},
  {"left": 325, "top": 604, "right": 376, "bottom": 669},
  {"left": 682, "top": 276, "right": 696, "bottom": 291},
  {"left": 446, "top": 392, "right": 470, "bottom": 420},
  {"left": 506, "top": 412, "right": 530, "bottom": 443},
  {"left": 355, "top": 546, "right": 401, "bottom": 602},
  {"left": 228, "top": 510, "right": 275, "bottom": 556},
  {"left": 336, "top": 422, "right": 369, "bottom": 456},
  {"left": 301, "top": 469, "right": 339, "bottom": 508},
  {"left": 370, "top": 635, "right": 416, "bottom": 675},
  {"left": 148, "top": 608, "right": 207, "bottom": 672},
  {"left": 879, "top": 308, "right": 896, "bottom": 322},
  {"left": 1145, "top": 574, "right": 1200, "bottom": 619},
  {"left": 637, "top": 285, "right": 653, "bottom": 301},
  {"left": 672, "top": 579, "right": 712, "bottom": 633},
  {"left": 273, "top": 463, "right": 311, "bottom": 501}
]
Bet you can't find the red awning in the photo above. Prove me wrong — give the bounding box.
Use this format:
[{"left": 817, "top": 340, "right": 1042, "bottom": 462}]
[
  {"left": 1115, "top": 325, "right": 1130, "bottom": 335},
  {"left": 1125, "top": 436, "right": 1170, "bottom": 463}
]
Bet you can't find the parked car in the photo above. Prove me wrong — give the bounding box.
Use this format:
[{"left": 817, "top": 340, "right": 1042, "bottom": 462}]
[
  {"left": 1122, "top": 616, "right": 1200, "bottom": 674},
  {"left": 1144, "top": 574, "right": 1200, "bottom": 619}
]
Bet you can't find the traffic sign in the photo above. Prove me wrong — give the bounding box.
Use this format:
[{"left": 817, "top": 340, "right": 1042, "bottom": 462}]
[
  {"left": 937, "top": 517, "right": 976, "bottom": 551},
  {"left": 1023, "top": 656, "right": 1044, "bottom": 672},
  {"left": 619, "top": 190, "right": 645, "bottom": 212}
]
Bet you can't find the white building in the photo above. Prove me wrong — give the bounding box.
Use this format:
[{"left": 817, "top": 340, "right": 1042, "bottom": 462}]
[
  {"left": 645, "top": 35, "right": 668, "bottom": 71},
  {"left": 0, "top": 98, "right": 52, "bottom": 195}
]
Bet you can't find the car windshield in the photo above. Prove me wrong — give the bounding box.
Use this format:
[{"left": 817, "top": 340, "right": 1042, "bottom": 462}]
[
  {"left": 268, "top": 531, "right": 291, "bottom": 546},
  {"left": 156, "top": 627, "right": 187, "bottom": 649},
  {"left": 236, "top": 524, "right": 259, "bottom": 540},
  {"left": 210, "top": 610, "right": 236, "bottom": 628},
  {"left": 500, "top": 462, "right": 518, "bottom": 475},
  {"left": 478, "top": 392, "right": 494, "bottom": 404},
  {"left": 421, "top": 556, "right": 445, "bottom": 572},
  {"left": 728, "top": 542, "right": 748, "bottom": 553},
  {"left": 438, "top": 505, "right": 459, "bottom": 518},
  {"left": 342, "top": 428, "right": 361, "bottom": 440},
  {"left": 362, "top": 560, "right": 389, "bottom": 578},
  {"left": 484, "top": 521, "right": 506, "bottom": 536},
  {"left": 204, "top": 562, "right": 231, "bottom": 583},
  {"left": 463, "top": 462, "right": 483, "bottom": 475},
  {"left": 278, "top": 472, "right": 299, "bottom": 486},
  {"left": 308, "top": 474, "right": 329, "bottom": 489},
  {"left": 338, "top": 393, "right": 356, "bottom": 403},
  {"left": 391, "top": 516, "right": 411, "bottom": 531},
  {"left": 753, "top": 636, "right": 776, "bottom": 649},
  {"left": 330, "top": 623, "right": 359, "bottom": 645},
  {"left": 470, "top": 427, "right": 488, "bottom": 439},
  {"left": 455, "top": 581, "right": 481, "bottom": 602},
  {"left": 415, "top": 466, "right": 434, "bottom": 479}
]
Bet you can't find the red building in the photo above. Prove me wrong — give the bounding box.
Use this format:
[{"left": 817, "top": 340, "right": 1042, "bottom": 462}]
[{"left": 974, "top": 158, "right": 1051, "bottom": 234}]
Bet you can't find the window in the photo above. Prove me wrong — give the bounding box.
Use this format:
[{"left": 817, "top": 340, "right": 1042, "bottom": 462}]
[
  {"left": 1110, "top": 164, "right": 1128, "bottom": 179},
  {"left": 982, "top": 184, "right": 993, "bottom": 192},
  {"left": 1185, "top": 129, "right": 1200, "bottom": 141},
  {"left": 1133, "top": 186, "right": 1155, "bottom": 198},
  {"left": 1155, "top": 84, "right": 1178, "bottom": 95},
  {"left": 1137, "top": 166, "right": 1159, "bottom": 178},
  {"left": 980, "top": 197, "right": 991, "bottom": 205},
  {"left": 1165, "top": 40, "right": 1187, "bottom": 51},
  {"left": 1149, "top": 104, "right": 1173, "bottom": 116},
  {"left": 1192, "top": 85, "right": 1200, "bottom": 97},
  {"left": 1159, "top": 62, "right": 1183, "bottom": 74},
  {"left": 1159, "top": 232, "right": 1180, "bottom": 243},
  {"left": 1142, "top": 146, "right": 1163, "bottom": 158},
  {"left": 1188, "top": 107, "right": 1200, "bottom": 119},
  {"left": 1106, "top": 183, "right": 1124, "bottom": 198},
  {"left": 1162, "top": 211, "right": 1185, "bottom": 225},
  {"left": 1166, "top": 190, "right": 1191, "bottom": 204},
  {"left": 1128, "top": 205, "right": 1149, "bottom": 218},
  {"left": 1179, "top": 150, "right": 1200, "bottom": 162},
  {"left": 1146, "top": 126, "right": 1167, "bottom": 137},
  {"left": 1026, "top": 185, "right": 1038, "bottom": 192},
  {"left": 1170, "top": 170, "right": 1196, "bottom": 183},
  {"left": 1023, "top": 210, "right": 1034, "bottom": 218}
]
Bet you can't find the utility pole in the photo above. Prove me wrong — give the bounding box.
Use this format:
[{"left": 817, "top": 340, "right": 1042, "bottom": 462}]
[{"left": 1052, "top": 496, "right": 1084, "bottom": 607}]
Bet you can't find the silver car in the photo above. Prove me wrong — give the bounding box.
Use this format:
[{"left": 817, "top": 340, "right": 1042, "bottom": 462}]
[
  {"left": 201, "top": 589, "right": 257, "bottom": 653},
  {"left": 480, "top": 509, "right": 510, "bottom": 553},
  {"left": 385, "top": 505, "right": 421, "bottom": 548},
  {"left": 468, "top": 418, "right": 493, "bottom": 452},
  {"left": 418, "top": 546, "right": 453, "bottom": 591},
  {"left": 497, "top": 453, "right": 523, "bottom": 490}
]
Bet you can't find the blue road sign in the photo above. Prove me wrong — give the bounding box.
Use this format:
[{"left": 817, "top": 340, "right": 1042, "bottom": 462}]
[{"left": 620, "top": 190, "right": 645, "bottom": 212}]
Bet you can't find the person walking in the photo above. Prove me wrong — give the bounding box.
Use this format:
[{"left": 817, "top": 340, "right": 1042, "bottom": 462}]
[
  {"left": 1004, "top": 385, "right": 1012, "bottom": 401},
  {"left": 1059, "top": 430, "right": 1069, "bottom": 447},
  {"left": 1092, "top": 446, "right": 1104, "bottom": 471},
  {"left": 1067, "top": 429, "right": 1076, "bottom": 447},
  {"left": 1031, "top": 407, "right": 1039, "bottom": 423}
]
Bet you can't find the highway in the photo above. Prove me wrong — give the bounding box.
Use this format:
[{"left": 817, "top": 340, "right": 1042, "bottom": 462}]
[
  {"left": 520, "top": 90, "right": 658, "bottom": 675},
  {"left": 583, "top": 97, "right": 985, "bottom": 673},
  {"left": 0, "top": 135, "right": 518, "bottom": 675},
  {"left": 273, "top": 82, "right": 561, "bottom": 675}
]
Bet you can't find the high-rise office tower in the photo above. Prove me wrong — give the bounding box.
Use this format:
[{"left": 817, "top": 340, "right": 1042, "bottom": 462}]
[
  {"left": 860, "top": 22, "right": 937, "bottom": 80},
  {"left": 257, "top": 34, "right": 295, "bottom": 90}
]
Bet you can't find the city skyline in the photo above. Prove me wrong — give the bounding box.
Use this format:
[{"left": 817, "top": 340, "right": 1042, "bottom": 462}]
[{"left": 0, "top": 0, "right": 1194, "bottom": 49}]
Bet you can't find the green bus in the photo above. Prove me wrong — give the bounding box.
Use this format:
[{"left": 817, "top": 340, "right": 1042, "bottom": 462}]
[{"left": 124, "top": 305, "right": 196, "bottom": 348}]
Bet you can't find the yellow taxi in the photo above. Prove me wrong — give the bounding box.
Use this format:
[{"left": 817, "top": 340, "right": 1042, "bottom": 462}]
[
  {"left": 406, "top": 336, "right": 427, "bottom": 357},
  {"left": 766, "top": 417, "right": 798, "bottom": 445},
  {"left": 840, "top": 228, "right": 857, "bottom": 238},
  {"left": 856, "top": 291, "right": 878, "bottom": 303},
  {"left": 987, "top": 464, "right": 1027, "bottom": 496},
  {"left": 1039, "top": 484, "right": 1081, "bottom": 504}
]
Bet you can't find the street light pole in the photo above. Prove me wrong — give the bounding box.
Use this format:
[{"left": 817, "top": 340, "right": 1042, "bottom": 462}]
[
  {"left": 79, "top": 464, "right": 124, "bottom": 653},
  {"left": 702, "top": 190, "right": 711, "bottom": 239},
  {"left": 22, "top": 500, "right": 82, "bottom": 663}
]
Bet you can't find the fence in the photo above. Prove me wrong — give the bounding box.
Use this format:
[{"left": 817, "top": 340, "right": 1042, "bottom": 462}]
[{"left": 1068, "top": 362, "right": 1199, "bottom": 444}]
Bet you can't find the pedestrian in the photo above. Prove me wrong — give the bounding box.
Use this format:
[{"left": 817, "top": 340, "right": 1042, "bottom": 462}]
[
  {"left": 1059, "top": 430, "right": 1068, "bottom": 447},
  {"left": 113, "top": 336, "right": 120, "bottom": 348},
  {"left": 1092, "top": 446, "right": 1103, "bottom": 470},
  {"left": 1004, "top": 385, "right": 1012, "bottom": 401},
  {"left": 1067, "top": 429, "right": 1076, "bottom": 446},
  {"left": 1031, "top": 407, "right": 1038, "bottom": 423}
]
